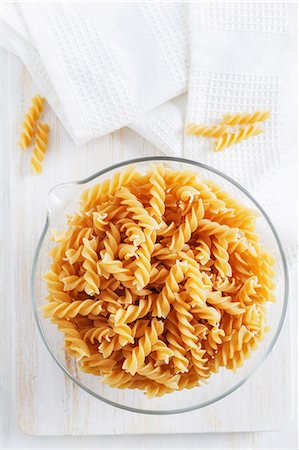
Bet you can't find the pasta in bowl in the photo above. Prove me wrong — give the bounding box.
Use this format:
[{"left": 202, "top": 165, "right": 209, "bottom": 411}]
[{"left": 32, "top": 157, "right": 288, "bottom": 414}]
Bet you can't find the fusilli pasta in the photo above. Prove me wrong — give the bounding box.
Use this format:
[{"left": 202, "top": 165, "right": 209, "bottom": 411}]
[
  {"left": 18, "top": 95, "right": 45, "bottom": 149},
  {"left": 42, "top": 164, "right": 276, "bottom": 397}
]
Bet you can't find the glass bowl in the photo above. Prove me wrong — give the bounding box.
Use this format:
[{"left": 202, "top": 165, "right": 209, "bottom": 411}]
[{"left": 32, "top": 156, "right": 288, "bottom": 414}]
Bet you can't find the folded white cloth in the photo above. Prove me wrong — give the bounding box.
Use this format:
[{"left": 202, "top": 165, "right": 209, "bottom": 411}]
[
  {"left": 1, "top": 2, "right": 297, "bottom": 264},
  {"left": 2, "top": 2, "right": 188, "bottom": 144},
  {"left": 133, "top": 2, "right": 298, "bottom": 266}
]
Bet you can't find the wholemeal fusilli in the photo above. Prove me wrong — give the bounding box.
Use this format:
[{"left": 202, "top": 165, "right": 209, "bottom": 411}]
[
  {"left": 220, "top": 111, "right": 270, "bottom": 126},
  {"left": 31, "top": 122, "right": 50, "bottom": 174}
]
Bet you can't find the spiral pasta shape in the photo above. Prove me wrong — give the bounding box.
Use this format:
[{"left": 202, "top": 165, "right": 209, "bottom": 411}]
[
  {"left": 166, "top": 311, "right": 189, "bottom": 373},
  {"left": 212, "top": 239, "right": 232, "bottom": 278},
  {"left": 101, "top": 223, "right": 121, "bottom": 259},
  {"left": 42, "top": 299, "right": 103, "bottom": 319},
  {"left": 83, "top": 325, "right": 114, "bottom": 345},
  {"left": 80, "top": 353, "right": 117, "bottom": 375},
  {"left": 53, "top": 319, "right": 90, "bottom": 360},
  {"left": 153, "top": 260, "right": 188, "bottom": 318},
  {"left": 137, "top": 362, "right": 180, "bottom": 390},
  {"left": 191, "top": 303, "right": 221, "bottom": 326},
  {"left": 179, "top": 252, "right": 208, "bottom": 307},
  {"left": 62, "top": 275, "right": 85, "bottom": 292},
  {"left": 98, "top": 253, "right": 134, "bottom": 284},
  {"left": 211, "top": 326, "right": 254, "bottom": 370},
  {"left": 221, "top": 111, "right": 270, "bottom": 126},
  {"left": 18, "top": 95, "right": 45, "bottom": 149},
  {"left": 122, "top": 318, "right": 164, "bottom": 375},
  {"left": 80, "top": 166, "right": 137, "bottom": 211},
  {"left": 42, "top": 271, "right": 72, "bottom": 303},
  {"left": 214, "top": 125, "right": 262, "bottom": 152},
  {"left": 134, "top": 228, "right": 156, "bottom": 290},
  {"left": 82, "top": 237, "right": 100, "bottom": 295},
  {"left": 114, "top": 297, "right": 153, "bottom": 324},
  {"left": 31, "top": 122, "right": 50, "bottom": 174},
  {"left": 169, "top": 200, "right": 204, "bottom": 251},
  {"left": 190, "top": 347, "right": 210, "bottom": 379},
  {"left": 195, "top": 238, "right": 211, "bottom": 265},
  {"left": 207, "top": 291, "right": 245, "bottom": 315},
  {"left": 43, "top": 163, "right": 276, "bottom": 397},
  {"left": 149, "top": 163, "right": 166, "bottom": 221},
  {"left": 151, "top": 340, "right": 174, "bottom": 364},
  {"left": 116, "top": 187, "right": 159, "bottom": 230},
  {"left": 197, "top": 219, "right": 239, "bottom": 242},
  {"left": 173, "top": 294, "right": 198, "bottom": 350},
  {"left": 185, "top": 123, "right": 227, "bottom": 138}
]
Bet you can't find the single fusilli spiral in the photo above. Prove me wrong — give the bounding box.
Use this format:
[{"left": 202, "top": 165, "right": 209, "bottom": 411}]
[
  {"left": 42, "top": 271, "right": 72, "bottom": 303},
  {"left": 172, "top": 294, "right": 198, "bottom": 350},
  {"left": 207, "top": 291, "right": 245, "bottom": 315},
  {"left": 151, "top": 340, "right": 174, "bottom": 364},
  {"left": 42, "top": 299, "right": 103, "bottom": 319},
  {"left": 212, "top": 239, "right": 232, "bottom": 278},
  {"left": 214, "top": 125, "right": 262, "bottom": 152},
  {"left": 153, "top": 260, "right": 188, "bottom": 318},
  {"left": 62, "top": 275, "right": 86, "bottom": 292},
  {"left": 114, "top": 297, "right": 153, "bottom": 324},
  {"left": 179, "top": 252, "right": 208, "bottom": 307},
  {"left": 122, "top": 318, "right": 164, "bottom": 375},
  {"left": 185, "top": 123, "right": 227, "bottom": 138},
  {"left": 166, "top": 311, "right": 189, "bottom": 373},
  {"left": 18, "top": 95, "right": 45, "bottom": 149},
  {"left": 190, "top": 347, "right": 210, "bottom": 379},
  {"left": 137, "top": 362, "right": 180, "bottom": 390},
  {"left": 149, "top": 163, "right": 166, "bottom": 221},
  {"left": 80, "top": 353, "right": 117, "bottom": 375},
  {"left": 53, "top": 319, "right": 91, "bottom": 360},
  {"left": 31, "top": 122, "right": 50, "bottom": 174},
  {"left": 168, "top": 200, "right": 204, "bottom": 251},
  {"left": 134, "top": 228, "right": 156, "bottom": 290},
  {"left": 82, "top": 237, "right": 100, "bottom": 295},
  {"left": 220, "top": 111, "right": 270, "bottom": 126},
  {"left": 101, "top": 223, "right": 121, "bottom": 259}
]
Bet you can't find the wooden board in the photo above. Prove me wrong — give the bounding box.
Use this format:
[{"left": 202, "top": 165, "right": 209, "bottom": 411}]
[{"left": 4, "top": 52, "right": 294, "bottom": 437}]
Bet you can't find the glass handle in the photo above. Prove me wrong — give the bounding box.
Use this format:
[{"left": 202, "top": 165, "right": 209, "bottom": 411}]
[{"left": 47, "top": 182, "right": 81, "bottom": 220}]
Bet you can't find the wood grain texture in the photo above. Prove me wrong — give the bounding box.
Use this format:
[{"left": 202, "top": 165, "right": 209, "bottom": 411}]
[{"left": 1, "top": 49, "right": 297, "bottom": 448}]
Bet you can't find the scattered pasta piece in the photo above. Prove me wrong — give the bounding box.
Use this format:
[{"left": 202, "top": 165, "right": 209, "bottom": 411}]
[
  {"left": 185, "top": 123, "right": 227, "bottom": 138},
  {"left": 18, "top": 95, "right": 45, "bottom": 149},
  {"left": 42, "top": 164, "right": 276, "bottom": 397},
  {"left": 185, "top": 110, "right": 269, "bottom": 152},
  {"left": 214, "top": 125, "right": 262, "bottom": 152},
  {"left": 31, "top": 122, "right": 50, "bottom": 174},
  {"left": 220, "top": 111, "right": 270, "bottom": 126}
]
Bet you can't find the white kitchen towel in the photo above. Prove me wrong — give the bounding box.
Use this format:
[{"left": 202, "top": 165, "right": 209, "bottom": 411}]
[
  {"left": 1, "top": 2, "right": 297, "bottom": 264},
  {"left": 1, "top": 1, "right": 188, "bottom": 144},
  {"left": 133, "top": 2, "right": 298, "bottom": 265}
]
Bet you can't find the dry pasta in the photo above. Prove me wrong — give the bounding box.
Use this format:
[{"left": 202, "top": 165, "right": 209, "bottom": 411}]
[
  {"left": 18, "top": 95, "right": 45, "bottom": 149},
  {"left": 220, "top": 111, "right": 270, "bottom": 126},
  {"left": 185, "top": 123, "right": 227, "bottom": 138},
  {"left": 42, "top": 164, "right": 276, "bottom": 397},
  {"left": 31, "top": 122, "right": 50, "bottom": 174},
  {"left": 185, "top": 110, "right": 269, "bottom": 153},
  {"left": 214, "top": 125, "right": 262, "bottom": 152}
]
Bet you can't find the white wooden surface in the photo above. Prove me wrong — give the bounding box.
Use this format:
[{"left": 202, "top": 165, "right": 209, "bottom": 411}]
[{"left": 1, "top": 49, "right": 298, "bottom": 449}]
